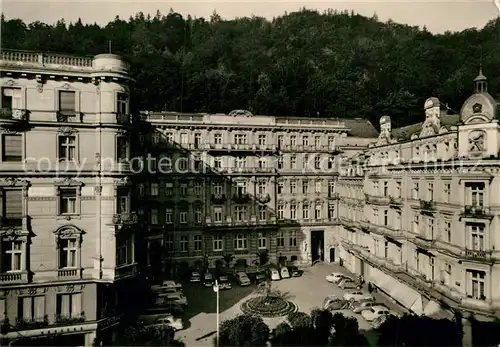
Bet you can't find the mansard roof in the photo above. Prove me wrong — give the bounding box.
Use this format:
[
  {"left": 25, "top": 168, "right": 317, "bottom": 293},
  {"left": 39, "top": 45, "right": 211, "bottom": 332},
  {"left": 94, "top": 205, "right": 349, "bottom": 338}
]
[{"left": 391, "top": 114, "right": 460, "bottom": 141}]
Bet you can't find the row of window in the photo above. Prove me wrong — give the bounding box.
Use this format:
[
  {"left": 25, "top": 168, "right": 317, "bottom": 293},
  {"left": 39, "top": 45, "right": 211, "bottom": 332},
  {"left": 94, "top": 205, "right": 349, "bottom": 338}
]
[
  {"left": 159, "top": 232, "right": 299, "bottom": 253},
  {"left": 0, "top": 133, "right": 130, "bottom": 163},
  {"left": 0, "top": 293, "right": 83, "bottom": 322},
  {"left": 212, "top": 154, "right": 336, "bottom": 170},
  {"left": 1, "top": 87, "right": 129, "bottom": 116},
  {"left": 161, "top": 131, "right": 339, "bottom": 148},
  {"left": 370, "top": 140, "right": 457, "bottom": 164},
  {"left": 138, "top": 180, "right": 337, "bottom": 197},
  {"left": 371, "top": 179, "right": 485, "bottom": 206}
]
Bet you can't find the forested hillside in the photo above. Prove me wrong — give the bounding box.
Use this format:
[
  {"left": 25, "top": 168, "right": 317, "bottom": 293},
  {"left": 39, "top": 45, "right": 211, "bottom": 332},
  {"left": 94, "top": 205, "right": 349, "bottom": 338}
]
[{"left": 1, "top": 10, "right": 499, "bottom": 127}]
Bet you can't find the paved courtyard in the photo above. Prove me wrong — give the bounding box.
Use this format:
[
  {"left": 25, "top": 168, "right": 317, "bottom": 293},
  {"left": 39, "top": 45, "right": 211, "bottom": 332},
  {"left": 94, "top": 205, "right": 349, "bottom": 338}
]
[{"left": 176, "top": 263, "right": 405, "bottom": 346}]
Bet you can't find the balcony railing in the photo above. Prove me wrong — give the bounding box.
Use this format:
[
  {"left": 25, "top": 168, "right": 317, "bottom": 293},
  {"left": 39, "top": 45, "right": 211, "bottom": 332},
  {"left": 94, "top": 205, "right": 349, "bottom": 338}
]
[
  {"left": 112, "top": 212, "right": 139, "bottom": 226},
  {"left": 57, "top": 268, "right": 82, "bottom": 279},
  {"left": 54, "top": 312, "right": 86, "bottom": 325},
  {"left": 205, "top": 217, "right": 277, "bottom": 228},
  {"left": 0, "top": 215, "right": 23, "bottom": 228},
  {"left": 461, "top": 205, "right": 493, "bottom": 219},
  {"left": 232, "top": 193, "right": 251, "bottom": 204},
  {"left": 217, "top": 167, "right": 277, "bottom": 174},
  {"left": 0, "top": 271, "right": 29, "bottom": 284},
  {"left": 365, "top": 194, "right": 390, "bottom": 205},
  {"left": 205, "top": 143, "right": 277, "bottom": 152},
  {"left": 115, "top": 263, "right": 138, "bottom": 280},
  {"left": 0, "top": 108, "right": 29, "bottom": 121},
  {"left": 13, "top": 316, "right": 49, "bottom": 330},
  {"left": 413, "top": 234, "right": 435, "bottom": 249},
  {"left": 256, "top": 194, "right": 271, "bottom": 203},
  {"left": 463, "top": 249, "right": 491, "bottom": 261},
  {"left": 1, "top": 50, "right": 94, "bottom": 70},
  {"left": 56, "top": 111, "right": 83, "bottom": 123},
  {"left": 211, "top": 194, "right": 226, "bottom": 204},
  {"left": 389, "top": 196, "right": 404, "bottom": 207},
  {"left": 419, "top": 199, "right": 436, "bottom": 213},
  {"left": 116, "top": 113, "right": 131, "bottom": 124}
]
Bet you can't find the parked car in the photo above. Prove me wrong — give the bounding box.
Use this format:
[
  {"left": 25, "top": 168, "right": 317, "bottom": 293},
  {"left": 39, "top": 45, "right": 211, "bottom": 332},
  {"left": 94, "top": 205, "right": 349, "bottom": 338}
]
[
  {"left": 162, "top": 280, "right": 183, "bottom": 291},
  {"left": 371, "top": 313, "right": 396, "bottom": 328},
  {"left": 332, "top": 275, "right": 351, "bottom": 284},
  {"left": 190, "top": 271, "right": 201, "bottom": 283},
  {"left": 269, "top": 268, "right": 281, "bottom": 281},
  {"left": 361, "top": 305, "right": 392, "bottom": 322},
  {"left": 325, "top": 272, "right": 345, "bottom": 283},
  {"left": 343, "top": 291, "right": 374, "bottom": 302},
  {"left": 338, "top": 278, "right": 361, "bottom": 290},
  {"left": 235, "top": 272, "right": 251, "bottom": 286},
  {"left": 203, "top": 272, "right": 214, "bottom": 287},
  {"left": 154, "top": 315, "right": 184, "bottom": 331},
  {"left": 352, "top": 301, "right": 383, "bottom": 314},
  {"left": 288, "top": 266, "right": 303, "bottom": 277},
  {"left": 280, "top": 267, "right": 290, "bottom": 279},
  {"left": 322, "top": 295, "right": 347, "bottom": 311},
  {"left": 218, "top": 276, "right": 232, "bottom": 290},
  {"left": 164, "top": 293, "right": 188, "bottom": 306},
  {"left": 255, "top": 273, "right": 267, "bottom": 284}
]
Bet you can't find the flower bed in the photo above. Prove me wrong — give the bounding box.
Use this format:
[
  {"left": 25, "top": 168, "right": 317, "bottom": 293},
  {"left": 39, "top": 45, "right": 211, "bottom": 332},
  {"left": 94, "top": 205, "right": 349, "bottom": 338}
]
[{"left": 241, "top": 296, "right": 297, "bottom": 318}]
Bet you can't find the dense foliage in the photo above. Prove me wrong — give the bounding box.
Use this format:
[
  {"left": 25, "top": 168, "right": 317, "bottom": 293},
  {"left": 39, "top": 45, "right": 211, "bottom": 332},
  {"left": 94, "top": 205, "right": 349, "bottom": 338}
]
[
  {"left": 121, "top": 324, "right": 185, "bottom": 346},
  {"left": 2, "top": 10, "right": 499, "bottom": 126},
  {"left": 216, "top": 313, "right": 270, "bottom": 346}
]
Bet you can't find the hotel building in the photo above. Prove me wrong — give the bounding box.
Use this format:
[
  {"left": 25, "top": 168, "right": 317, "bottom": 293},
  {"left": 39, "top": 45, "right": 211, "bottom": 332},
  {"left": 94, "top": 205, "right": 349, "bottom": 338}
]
[
  {"left": 136, "top": 111, "right": 377, "bottom": 273},
  {"left": 0, "top": 50, "right": 141, "bottom": 345},
  {"left": 338, "top": 70, "right": 500, "bottom": 327}
]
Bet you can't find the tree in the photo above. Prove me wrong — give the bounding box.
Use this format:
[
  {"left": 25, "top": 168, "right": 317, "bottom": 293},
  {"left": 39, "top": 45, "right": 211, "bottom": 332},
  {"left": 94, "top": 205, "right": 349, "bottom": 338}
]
[
  {"left": 311, "top": 309, "right": 334, "bottom": 345},
  {"left": 329, "top": 313, "right": 367, "bottom": 346},
  {"left": 254, "top": 250, "right": 269, "bottom": 267},
  {"left": 287, "top": 312, "right": 312, "bottom": 329},
  {"left": 216, "top": 314, "right": 270, "bottom": 347},
  {"left": 377, "top": 314, "right": 462, "bottom": 346},
  {"left": 120, "top": 324, "right": 185, "bottom": 346}
]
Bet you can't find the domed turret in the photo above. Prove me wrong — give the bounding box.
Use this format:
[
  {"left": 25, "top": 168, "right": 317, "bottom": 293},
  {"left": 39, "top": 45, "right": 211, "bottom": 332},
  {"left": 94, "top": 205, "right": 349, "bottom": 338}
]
[{"left": 474, "top": 68, "right": 488, "bottom": 93}]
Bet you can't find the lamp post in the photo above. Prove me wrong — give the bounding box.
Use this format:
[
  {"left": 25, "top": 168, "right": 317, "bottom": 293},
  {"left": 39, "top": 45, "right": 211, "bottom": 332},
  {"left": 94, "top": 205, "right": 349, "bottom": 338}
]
[{"left": 213, "top": 279, "right": 220, "bottom": 346}]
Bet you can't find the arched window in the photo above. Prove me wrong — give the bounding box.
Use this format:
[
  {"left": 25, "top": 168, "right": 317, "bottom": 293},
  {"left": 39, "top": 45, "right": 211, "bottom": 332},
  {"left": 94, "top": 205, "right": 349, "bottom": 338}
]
[{"left": 54, "top": 226, "right": 84, "bottom": 275}]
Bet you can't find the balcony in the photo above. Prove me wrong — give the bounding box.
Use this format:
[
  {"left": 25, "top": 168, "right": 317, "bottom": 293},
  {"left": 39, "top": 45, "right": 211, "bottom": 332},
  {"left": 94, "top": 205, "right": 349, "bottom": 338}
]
[
  {"left": 54, "top": 312, "right": 86, "bottom": 325},
  {"left": 115, "top": 263, "right": 138, "bottom": 280},
  {"left": 419, "top": 199, "right": 436, "bottom": 214},
  {"left": 217, "top": 167, "right": 277, "bottom": 175},
  {"left": 413, "top": 234, "right": 435, "bottom": 249},
  {"left": 256, "top": 194, "right": 271, "bottom": 203},
  {"left": 12, "top": 316, "right": 50, "bottom": 331},
  {"left": 116, "top": 113, "right": 131, "bottom": 124},
  {"left": 365, "top": 194, "right": 390, "bottom": 206},
  {"left": 57, "top": 268, "right": 82, "bottom": 279},
  {"left": 211, "top": 194, "right": 226, "bottom": 204},
  {"left": 460, "top": 205, "right": 494, "bottom": 220},
  {"left": 340, "top": 217, "right": 357, "bottom": 230},
  {"left": 328, "top": 192, "right": 339, "bottom": 199},
  {"left": 232, "top": 193, "right": 251, "bottom": 204},
  {"left": 389, "top": 196, "right": 404, "bottom": 208},
  {"left": 112, "top": 212, "right": 139, "bottom": 228},
  {"left": 205, "top": 143, "right": 278, "bottom": 153},
  {"left": 0, "top": 271, "right": 29, "bottom": 284},
  {"left": 378, "top": 225, "right": 405, "bottom": 239},
  {"left": 0, "top": 108, "right": 29, "bottom": 123},
  {"left": 0, "top": 215, "right": 23, "bottom": 228},
  {"left": 56, "top": 111, "right": 83, "bottom": 123},
  {"left": 1, "top": 50, "right": 94, "bottom": 71},
  {"left": 462, "top": 249, "right": 492, "bottom": 261}
]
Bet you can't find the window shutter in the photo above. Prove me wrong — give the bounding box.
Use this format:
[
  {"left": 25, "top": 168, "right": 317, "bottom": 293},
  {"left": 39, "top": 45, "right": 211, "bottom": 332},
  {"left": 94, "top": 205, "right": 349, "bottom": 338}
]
[
  {"left": 23, "top": 297, "right": 32, "bottom": 319},
  {"left": 0, "top": 298, "right": 5, "bottom": 321},
  {"left": 61, "top": 294, "right": 70, "bottom": 316},
  {"left": 59, "top": 91, "right": 76, "bottom": 111},
  {"left": 71, "top": 293, "right": 82, "bottom": 316},
  {"left": 4, "top": 189, "right": 22, "bottom": 218},
  {"left": 3, "top": 135, "right": 22, "bottom": 159},
  {"left": 34, "top": 296, "right": 45, "bottom": 319}
]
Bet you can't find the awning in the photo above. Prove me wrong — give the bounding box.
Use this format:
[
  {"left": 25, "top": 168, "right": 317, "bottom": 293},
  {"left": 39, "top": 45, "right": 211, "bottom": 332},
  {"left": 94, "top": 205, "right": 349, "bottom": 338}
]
[
  {"left": 423, "top": 300, "right": 454, "bottom": 320},
  {"left": 390, "top": 282, "right": 420, "bottom": 309},
  {"left": 410, "top": 296, "right": 424, "bottom": 315}
]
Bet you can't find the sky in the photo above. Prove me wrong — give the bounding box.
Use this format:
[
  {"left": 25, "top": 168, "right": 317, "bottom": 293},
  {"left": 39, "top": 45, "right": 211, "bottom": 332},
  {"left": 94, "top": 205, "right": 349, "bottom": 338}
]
[{"left": 1, "top": 0, "right": 499, "bottom": 34}]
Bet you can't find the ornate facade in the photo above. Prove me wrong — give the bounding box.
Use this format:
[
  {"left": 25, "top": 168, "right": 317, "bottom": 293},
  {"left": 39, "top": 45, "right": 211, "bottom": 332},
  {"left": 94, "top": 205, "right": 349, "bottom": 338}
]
[
  {"left": 0, "top": 51, "right": 139, "bottom": 345},
  {"left": 137, "top": 111, "right": 378, "bottom": 272},
  {"left": 338, "top": 70, "right": 500, "bottom": 326}
]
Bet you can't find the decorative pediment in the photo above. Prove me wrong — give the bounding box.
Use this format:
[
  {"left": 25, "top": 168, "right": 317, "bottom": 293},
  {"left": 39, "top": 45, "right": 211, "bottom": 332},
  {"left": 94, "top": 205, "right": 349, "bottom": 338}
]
[
  {"left": 229, "top": 109, "right": 253, "bottom": 117},
  {"left": 54, "top": 177, "right": 83, "bottom": 187},
  {"left": 419, "top": 122, "right": 438, "bottom": 138},
  {"left": 0, "top": 177, "right": 29, "bottom": 187},
  {"left": 58, "top": 127, "right": 79, "bottom": 135},
  {"left": 53, "top": 225, "right": 85, "bottom": 239}
]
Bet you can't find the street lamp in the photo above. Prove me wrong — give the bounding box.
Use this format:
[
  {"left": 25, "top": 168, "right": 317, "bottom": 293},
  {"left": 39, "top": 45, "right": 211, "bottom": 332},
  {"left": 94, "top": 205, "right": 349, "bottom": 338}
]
[{"left": 213, "top": 279, "right": 220, "bottom": 346}]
